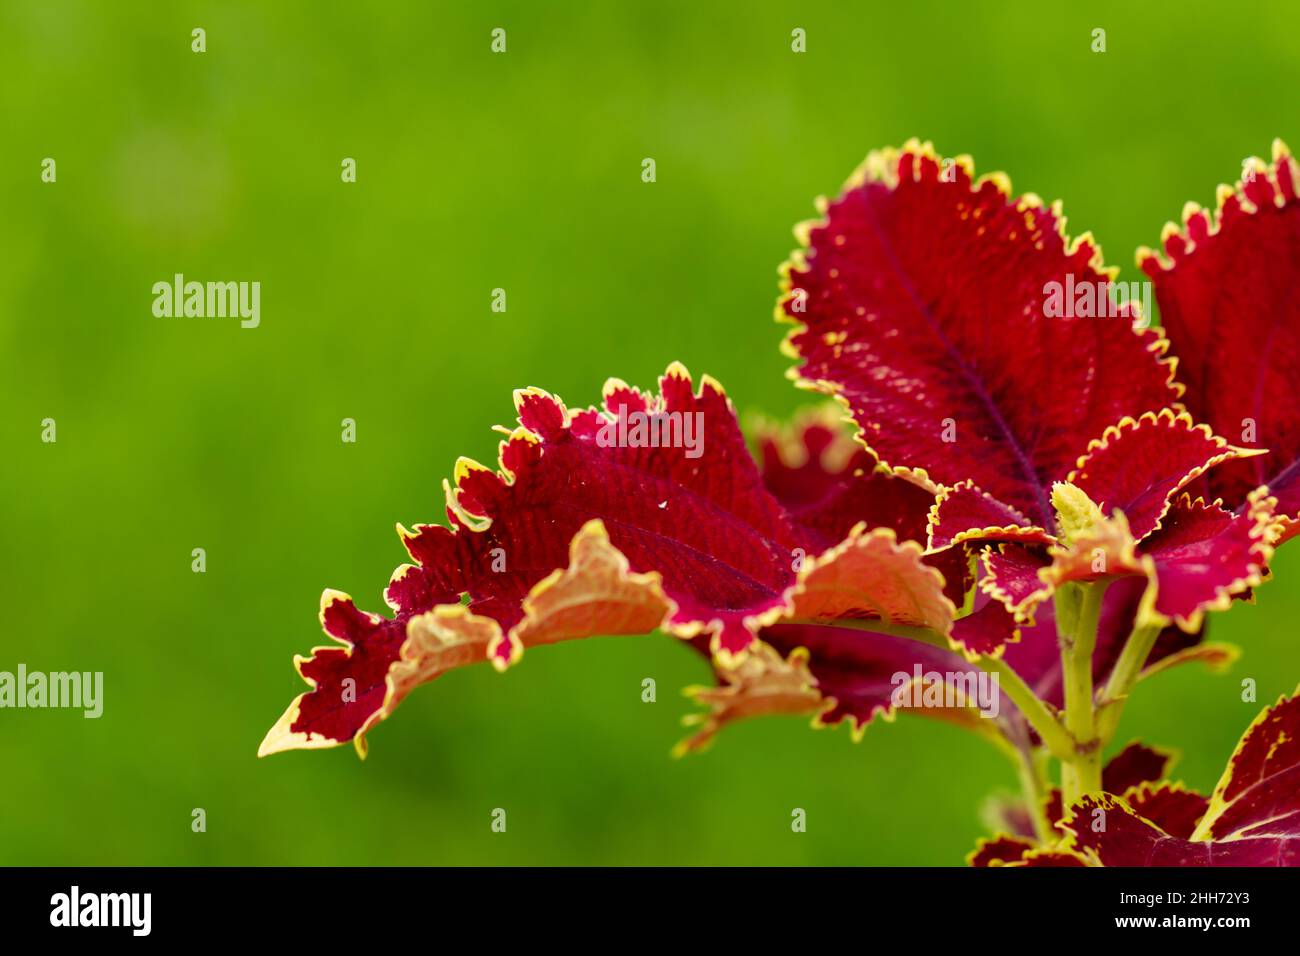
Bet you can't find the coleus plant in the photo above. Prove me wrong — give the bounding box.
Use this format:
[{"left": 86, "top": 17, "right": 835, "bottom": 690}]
[{"left": 262, "top": 139, "right": 1300, "bottom": 867}]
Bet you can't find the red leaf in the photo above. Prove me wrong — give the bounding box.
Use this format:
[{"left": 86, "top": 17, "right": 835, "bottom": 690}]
[
  {"left": 428, "top": 365, "right": 804, "bottom": 659},
  {"left": 980, "top": 542, "right": 1052, "bottom": 619},
  {"left": 927, "top": 481, "right": 1053, "bottom": 551},
  {"left": 781, "top": 140, "right": 1180, "bottom": 527},
  {"left": 1123, "top": 783, "right": 1209, "bottom": 840},
  {"left": 1069, "top": 409, "right": 1260, "bottom": 541},
  {"left": 1139, "top": 490, "right": 1277, "bottom": 630},
  {"left": 1102, "top": 741, "right": 1176, "bottom": 794},
  {"left": 949, "top": 591, "right": 1021, "bottom": 657},
  {"left": 262, "top": 367, "right": 954, "bottom": 756},
  {"left": 756, "top": 408, "right": 936, "bottom": 550},
  {"left": 1059, "top": 689, "right": 1300, "bottom": 865},
  {"left": 263, "top": 585, "right": 438, "bottom": 756},
  {"left": 1063, "top": 794, "right": 1299, "bottom": 866},
  {"left": 968, "top": 835, "right": 1037, "bottom": 867},
  {"left": 1140, "top": 140, "right": 1300, "bottom": 541}
]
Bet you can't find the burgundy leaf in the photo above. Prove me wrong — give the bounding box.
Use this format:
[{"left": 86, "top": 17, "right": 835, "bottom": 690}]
[
  {"left": 781, "top": 139, "right": 1180, "bottom": 528},
  {"left": 1140, "top": 140, "right": 1300, "bottom": 542}
]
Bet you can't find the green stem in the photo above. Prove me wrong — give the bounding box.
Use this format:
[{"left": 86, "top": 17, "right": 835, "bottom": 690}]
[
  {"left": 1058, "top": 581, "right": 1107, "bottom": 807},
  {"left": 976, "top": 655, "right": 1074, "bottom": 762},
  {"left": 1095, "top": 621, "right": 1161, "bottom": 744},
  {"left": 1015, "top": 744, "right": 1053, "bottom": 844}
]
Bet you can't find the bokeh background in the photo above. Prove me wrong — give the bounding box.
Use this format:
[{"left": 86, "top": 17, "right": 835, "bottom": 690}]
[{"left": 3, "top": 0, "right": 1298, "bottom": 865}]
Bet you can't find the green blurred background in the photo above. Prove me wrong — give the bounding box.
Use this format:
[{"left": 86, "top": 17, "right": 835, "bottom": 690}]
[{"left": 2, "top": 0, "right": 1298, "bottom": 865}]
